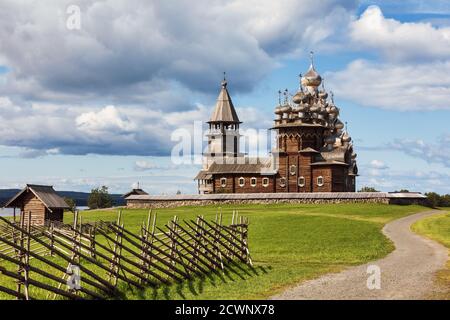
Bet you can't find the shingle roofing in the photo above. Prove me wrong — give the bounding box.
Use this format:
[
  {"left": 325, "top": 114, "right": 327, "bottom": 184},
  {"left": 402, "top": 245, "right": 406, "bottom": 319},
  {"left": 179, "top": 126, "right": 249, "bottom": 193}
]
[
  {"left": 208, "top": 80, "right": 240, "bottom": 123},
  {"left": 194, "top": 158, "right": 276, "bottom": 179},
  {"left": 4, "top": 184, "right": 70, "bottom": 210}
]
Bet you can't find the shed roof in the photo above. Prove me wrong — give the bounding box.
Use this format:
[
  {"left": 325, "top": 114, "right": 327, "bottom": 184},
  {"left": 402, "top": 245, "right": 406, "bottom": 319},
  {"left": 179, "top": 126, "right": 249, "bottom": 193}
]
[
  {"left": 4, "top": 184, "right": 70, "bottom": 210},
  {"left": 122, "top": 188, "right": 148, "bottom": 198}
]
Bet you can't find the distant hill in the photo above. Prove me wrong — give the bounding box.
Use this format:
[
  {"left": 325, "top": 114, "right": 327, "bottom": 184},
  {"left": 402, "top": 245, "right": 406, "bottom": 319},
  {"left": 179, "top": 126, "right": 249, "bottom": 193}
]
[{"left": 0, "top": 189, "right": 126, "bottom": 207}]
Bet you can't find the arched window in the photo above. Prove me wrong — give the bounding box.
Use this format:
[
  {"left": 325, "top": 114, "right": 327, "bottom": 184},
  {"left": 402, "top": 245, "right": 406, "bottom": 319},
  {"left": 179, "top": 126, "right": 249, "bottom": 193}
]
[
  {"left": 220, "top": 177, "right": 227, "bottom": 187},
  {"left": 238, "top": 177, "right": 245, "bottom": 187},
  {"left": 279, "top": 177, "right": 286, "bottom": 187},
  {"left": 250, "top": 177, "right": 257, "bottom": 187},
  {"left": 262, "top": 178, "right": 269, "bottom": 187},
  {"left": 298, "top": 176, "right": 305, "bottom": 187},
  {"left": 317, "top": 176, "right": 324, "bottom": 187}
]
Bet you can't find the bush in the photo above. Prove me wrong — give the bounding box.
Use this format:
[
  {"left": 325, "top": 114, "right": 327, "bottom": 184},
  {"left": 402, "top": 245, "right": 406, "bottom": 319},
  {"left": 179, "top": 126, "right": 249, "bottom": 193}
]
[
  {"left": 88, "top": 186, "right": 113, "bottom": 209},
  {"left": 358, "top": 186, "right": 379, "bottom": 192},
  {"left": 425, "top": 192, "right": 450, "bottom": 207}
]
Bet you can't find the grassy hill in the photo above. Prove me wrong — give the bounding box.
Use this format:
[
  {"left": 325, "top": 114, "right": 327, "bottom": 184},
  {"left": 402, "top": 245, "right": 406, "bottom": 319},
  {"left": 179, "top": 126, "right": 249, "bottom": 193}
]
[{"left": 0, "top": 189, "right": 126, "bottom": 207}]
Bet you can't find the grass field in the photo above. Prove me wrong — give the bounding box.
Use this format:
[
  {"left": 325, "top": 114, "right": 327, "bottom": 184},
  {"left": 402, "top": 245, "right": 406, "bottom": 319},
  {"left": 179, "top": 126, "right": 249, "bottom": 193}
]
[
  {"left": 0, "top": 203, "right": 426, "bottom": 300},
  {"left": 412, "top": 209, "right": 450, "bottom": 299}
]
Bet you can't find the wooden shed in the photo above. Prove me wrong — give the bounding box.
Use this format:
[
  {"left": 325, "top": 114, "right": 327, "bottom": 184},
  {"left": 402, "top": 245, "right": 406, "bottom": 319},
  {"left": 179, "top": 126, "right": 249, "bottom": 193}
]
[
  {"left": 122, "top": 188, "right": 148, "bottom": 198},
  {"left": 3, "top": 184, "right": 70, "bottom": 226}
]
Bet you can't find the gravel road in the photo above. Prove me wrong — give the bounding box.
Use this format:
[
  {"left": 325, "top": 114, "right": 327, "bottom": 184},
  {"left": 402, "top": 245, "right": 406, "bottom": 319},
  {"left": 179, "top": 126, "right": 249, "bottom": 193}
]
[{"left": 271, "top": 210, "right": 448, "bottom": 300}]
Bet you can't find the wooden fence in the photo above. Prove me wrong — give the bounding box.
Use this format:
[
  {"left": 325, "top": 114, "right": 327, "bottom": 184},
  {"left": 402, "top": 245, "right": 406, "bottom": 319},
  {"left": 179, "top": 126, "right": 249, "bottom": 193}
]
[{"left": 0, "top": 210, "right": 251, "bottom": 300}]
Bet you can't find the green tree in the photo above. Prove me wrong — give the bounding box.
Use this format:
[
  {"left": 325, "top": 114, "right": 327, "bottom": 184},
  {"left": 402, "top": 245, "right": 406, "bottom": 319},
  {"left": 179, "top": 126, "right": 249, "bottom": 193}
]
[
  {"left": 393, "top": 189, "right": 410, "bottom": 193},
  {"left": 358, "top": 186, "right": 379, "bottom": 192},
  {"left": 440, "top": 194, "right": 450, "bottom": 207},
  {"left": 88, "top": 186, "right": 113, "bottom": 209},
  {"left": 425, "top": 192, "right": 441, "bottom": 208},
  {"left": 64, "top": 197, "right": 76, "bottom": 212}
]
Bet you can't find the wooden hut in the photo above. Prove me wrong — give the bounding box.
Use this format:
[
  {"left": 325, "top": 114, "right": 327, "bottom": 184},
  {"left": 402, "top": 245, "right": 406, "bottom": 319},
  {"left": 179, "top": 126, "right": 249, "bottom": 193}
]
[
  {"left": 3, "top": 184, "right": 70, "bottom": 226},
  {"left": 122, "top": 188, "right": 148, "bottom": 198}
]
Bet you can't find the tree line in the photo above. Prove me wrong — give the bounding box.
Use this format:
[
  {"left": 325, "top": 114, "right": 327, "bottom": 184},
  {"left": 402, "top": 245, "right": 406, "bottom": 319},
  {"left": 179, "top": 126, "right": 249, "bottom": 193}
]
[{"left": 359, "top": 186, "right": 450, "bottom": 207}]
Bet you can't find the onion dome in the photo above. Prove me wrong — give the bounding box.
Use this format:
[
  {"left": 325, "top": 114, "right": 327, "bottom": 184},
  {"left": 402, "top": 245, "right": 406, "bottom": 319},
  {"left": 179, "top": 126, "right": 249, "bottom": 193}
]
[
  {"left": 351, "top": 152, "right": 357, "bottom": 159},
  {"left": 292, "top": 105, "right": 301, "bottom": 112},
  {"left": 301, "top": 52, "right": 322, "bottom": 88},
  {"left": 292, "top": 91, "right": 306, "bottom": 104},
  {"left": 274, "top": 105, "right": 283, "bottom": 115},
  {"left": 318, "top": 90, "right": 328, "bottom": 99},
  {"left": 280, "top": 105, "right": 291, "bottom": 113},
  {"left": 335, "top": 119, "right": 344, "bottom": 130},
  {"left": 310, "top": 103, "right": 320, "bottom": 112},
  {"left": 301, "top": 66, "right": 322, "bottom": 87},
  {"left": 297, "top": 104, "right": 307, "bottom": 112},
  {"left": 319, "top": 105, "right": 327, "bottom": 114},
  {"left": 329, "top": 106, "right": 339, "bottom": 116},
  {"left": 341, "top": 131, "right": 351, "bottom": 142}
]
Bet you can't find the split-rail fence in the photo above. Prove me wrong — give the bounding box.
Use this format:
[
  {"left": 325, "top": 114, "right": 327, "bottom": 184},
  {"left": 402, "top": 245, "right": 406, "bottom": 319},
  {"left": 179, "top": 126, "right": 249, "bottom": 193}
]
[{"left": 0, "top": 210, "right": 251, "bottom": 300}]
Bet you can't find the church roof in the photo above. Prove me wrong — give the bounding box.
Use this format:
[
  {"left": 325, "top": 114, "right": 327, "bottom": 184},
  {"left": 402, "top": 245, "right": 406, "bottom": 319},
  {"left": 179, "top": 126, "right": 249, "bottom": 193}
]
[
  {"left": 194, "top": 158, "right": 276, "bottom": 179},
  {"left": 208, "top": 79, "right": 241, "bottom": 124}
]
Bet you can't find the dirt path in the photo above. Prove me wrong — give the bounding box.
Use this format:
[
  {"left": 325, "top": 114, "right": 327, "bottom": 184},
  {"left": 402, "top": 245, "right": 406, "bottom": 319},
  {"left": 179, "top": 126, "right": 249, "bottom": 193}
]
[{"left": 271, "top": 210, "right": 448, "bottom": 300}]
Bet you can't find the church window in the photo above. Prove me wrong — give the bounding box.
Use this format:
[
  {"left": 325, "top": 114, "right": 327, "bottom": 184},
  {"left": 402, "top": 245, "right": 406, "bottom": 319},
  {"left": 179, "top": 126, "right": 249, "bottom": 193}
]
[
  {"left": 317, "top": 176, "right": 324, "bottom": 187},
  {"left": 220, "top": 177, "right": 227, "bottom": 187},
  {"left": 279, "top": 177, "right": 286, "bottom": 187},
  {"left": 298, "top": 176, "right": 305, "bottom": 187},
  {"left": 290, "top": 165, "right": 297, "bottom": 175},
  {"left": 250, "top": 177, "right": 257, "bottom": 187},
  {"left": 238, "top": 177, "right": 245, "bottom": 187},
  {"left": 262, "top": 178, "right": 269, "bottom": 187}
]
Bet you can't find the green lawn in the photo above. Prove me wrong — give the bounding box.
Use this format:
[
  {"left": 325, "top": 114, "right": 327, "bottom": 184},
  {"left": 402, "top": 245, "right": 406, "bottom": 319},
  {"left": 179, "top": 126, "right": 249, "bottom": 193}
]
[
  {"left": 412, "top": 209, "right": 450, "bottom": 299},
  {"left": 0, "top": 203, "right": 425, "bottom": 300}
]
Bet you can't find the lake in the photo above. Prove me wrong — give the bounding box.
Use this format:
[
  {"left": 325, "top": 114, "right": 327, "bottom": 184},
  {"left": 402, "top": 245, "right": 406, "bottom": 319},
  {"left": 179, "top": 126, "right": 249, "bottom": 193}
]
[{"left": 0, "top": 206, "right": 89, "bottom": 217}]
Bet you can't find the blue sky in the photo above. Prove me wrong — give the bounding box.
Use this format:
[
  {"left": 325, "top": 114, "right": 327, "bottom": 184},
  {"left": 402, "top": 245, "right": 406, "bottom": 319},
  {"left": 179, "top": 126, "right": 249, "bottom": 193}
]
[{"left": 0, "top": 0, "right": 449, "bottom": 194}]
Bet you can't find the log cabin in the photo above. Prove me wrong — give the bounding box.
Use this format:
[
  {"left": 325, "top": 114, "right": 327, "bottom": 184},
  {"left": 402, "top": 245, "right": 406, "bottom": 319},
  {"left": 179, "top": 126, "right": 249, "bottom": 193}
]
[{"left": 4, "top": 184, "right": 70, "bottom": 226}]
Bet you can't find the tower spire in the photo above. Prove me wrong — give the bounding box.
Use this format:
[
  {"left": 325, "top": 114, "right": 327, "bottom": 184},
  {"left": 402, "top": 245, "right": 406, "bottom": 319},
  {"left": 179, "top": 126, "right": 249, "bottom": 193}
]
[
  {"left": 208, "top": 75, "right": 240, "bottom": 123},
  {"left": 309, "top": 51, "right": 314, "bottom": 68},
  {"left": 221, "top": 71, "right": 227, "bottom": 88}
]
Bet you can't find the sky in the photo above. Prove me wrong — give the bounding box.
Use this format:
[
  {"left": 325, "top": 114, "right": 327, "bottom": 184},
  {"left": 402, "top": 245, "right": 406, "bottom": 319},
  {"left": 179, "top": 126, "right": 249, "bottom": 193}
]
[{"left": 0, "top": 0, "right": 449, "bottom": 195}]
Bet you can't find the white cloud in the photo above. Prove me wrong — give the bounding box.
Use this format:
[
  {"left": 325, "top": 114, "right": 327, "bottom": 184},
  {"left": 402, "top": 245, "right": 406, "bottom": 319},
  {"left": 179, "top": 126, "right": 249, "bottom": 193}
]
[
  {"left": 0, "top": 96, "right": 269, "bottom": 156},
  {"left": 326, "top": 6, "right": 450, "bottom": 110},
  {"left": 388, "top": 135, "right": 450, "bottom": 168},
  {"left": 370, "top": 159, "right": 389, "bottom": 169},
  {"left": 0, "top": 0, "right": 356, "bottom": 102},
  {"left": 134, "top": 160, "right": 158, "bottom": 171},
  {"left": 0, "top": 0, "right": 360, "bottom": 156},
  {"left": 351, "top": 5, "right": 450, "bottom": 61},
  {"left": 76, "top": 105, "right": 136, "bottom": 134},
  {"left": 327, "top": 59, "right": 450, "bottom": 110}
]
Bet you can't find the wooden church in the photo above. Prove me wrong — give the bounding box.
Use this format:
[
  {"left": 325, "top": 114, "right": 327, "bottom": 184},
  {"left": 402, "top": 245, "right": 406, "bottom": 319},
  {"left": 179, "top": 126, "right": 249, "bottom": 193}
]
[{"left": 195, "top": 54, "right": 358, "bottom": 194}]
